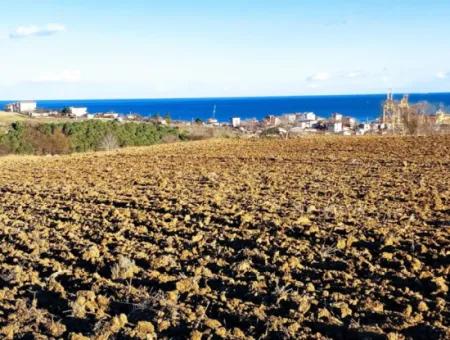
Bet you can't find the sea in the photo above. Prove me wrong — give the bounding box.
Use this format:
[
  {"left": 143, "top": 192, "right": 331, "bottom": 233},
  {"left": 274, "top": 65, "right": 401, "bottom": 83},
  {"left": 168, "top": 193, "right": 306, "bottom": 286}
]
[{"left": 1, "top": 93, "right": 450, "bottom": 123}]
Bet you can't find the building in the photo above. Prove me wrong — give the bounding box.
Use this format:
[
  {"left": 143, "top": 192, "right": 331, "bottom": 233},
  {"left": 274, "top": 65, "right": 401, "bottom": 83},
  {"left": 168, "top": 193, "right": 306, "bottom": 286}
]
[
  {"left": 6, "top": 101, "right": 37, "bottom": 113},
  {"left": 96, "top": 113, "right": 119, "bottom": 119},
  {"left": 381, "top": 91, "right": 410, "bottom": 131},
  {"left": 359, "top": 123, "right": 371, "bottom": 133},
  {"left": 231, "top": 117, "right": 241, "bottom": 128},
  {"left": 280, "top": 114, "right": 296, "bottom": 124},
  {"left": 305, "top": 112, "right": 316, "bottom": 121},
  {"left": 264, "top": 115, "right": 281, "bottom": 127},
  {"left": 297, "top": 112, "right": 316, "bottom": 121},
  {"left": 240, "top": 118, "right": 259, "bottom": 132},
  {"left": 207, "top": 118, "right": 219, "bottom": 126},
  {"left": 298, "top": 121, "right": 308, "bottom": 129},
  {"left": 294, "top": 112, "right": 318, "bottom": 130},
  {"left": 30, "top": 112, "right": 48, "bottom": 118},
  {"left": 331, "top": 112, "right": 343, "bottom": 122},
  {"left": 18, "top": 101, "right": 37, "bottom": 113},
  {"left": 328, "top": 121, "right": 343, "bottom": 133},
  {"left": 342, "top": 116, "right": 357, "bottom": 128},
  {"left": 298, "top": 120, "right": 317, "bottom": 129},
  {"left": 4, "top": 103, "right": 14, "bottom": 112},
  {"left": 126, "top": 114, "right": 141, "bottom": 121},
  {"left": 67, "top": 107, "right": 88, "bottom": 118},
  {"left": 436, "top": 109, "right": 450, "bottom": 125}
]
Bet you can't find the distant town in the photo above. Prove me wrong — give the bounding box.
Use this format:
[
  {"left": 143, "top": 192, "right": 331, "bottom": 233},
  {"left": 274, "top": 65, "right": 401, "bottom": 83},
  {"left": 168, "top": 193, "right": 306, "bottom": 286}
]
[{"left": 3, "top": 91, "right": 450, "bottom": 136}]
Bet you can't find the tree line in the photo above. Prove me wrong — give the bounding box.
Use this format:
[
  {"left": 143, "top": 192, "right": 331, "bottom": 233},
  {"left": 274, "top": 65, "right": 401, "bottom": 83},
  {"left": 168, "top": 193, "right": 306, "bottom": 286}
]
[{"left": 0, "top": 120, "right": 185, "bottom": 155}]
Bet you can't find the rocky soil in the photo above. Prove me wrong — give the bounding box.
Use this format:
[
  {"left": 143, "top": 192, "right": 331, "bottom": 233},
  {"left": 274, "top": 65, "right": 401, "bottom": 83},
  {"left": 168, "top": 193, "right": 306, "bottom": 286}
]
[{"left": 0, "top": 136, "right": 448, "bottom": 339}]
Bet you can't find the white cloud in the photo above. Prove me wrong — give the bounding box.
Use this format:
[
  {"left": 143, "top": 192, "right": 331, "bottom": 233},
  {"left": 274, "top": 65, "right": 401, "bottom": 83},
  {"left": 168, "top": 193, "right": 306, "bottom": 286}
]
[
  {"left": 10, "top": 23, "right": 66, "bottom": 39},
  {"left": 32, "top": 69, "right": 81, "bottom": 83},
  {"left": 436, "top": 71, "right": 448, "bottom": 79},
  {"left": 306, "top": 72, "right": 331, "bottom": 82}
]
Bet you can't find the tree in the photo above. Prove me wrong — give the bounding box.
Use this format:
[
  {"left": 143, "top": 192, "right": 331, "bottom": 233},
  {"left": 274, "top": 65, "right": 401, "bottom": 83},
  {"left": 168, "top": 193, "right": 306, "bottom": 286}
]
[
  {"left": 401, "top": 105, "right": 435, "bottom": 135},
  {"left": 98, "top": 132, "right": 119, "bottom": 151},
  {"left": 0, "top": 120, "right": 181, "bottom": 155},
  {"left": 401, "top": 112, "right": 420, "bottom": 135}
]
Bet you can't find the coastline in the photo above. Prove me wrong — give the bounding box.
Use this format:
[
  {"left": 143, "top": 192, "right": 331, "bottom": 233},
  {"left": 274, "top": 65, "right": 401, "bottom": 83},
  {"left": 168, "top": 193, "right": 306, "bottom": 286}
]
[{"left": 2, "top": 92, "right": 450, "bottom": 123}]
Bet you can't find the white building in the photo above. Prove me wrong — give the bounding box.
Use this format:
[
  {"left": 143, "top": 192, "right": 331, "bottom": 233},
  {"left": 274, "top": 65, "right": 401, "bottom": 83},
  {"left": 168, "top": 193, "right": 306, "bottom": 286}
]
[
  {"left": 298, "top": 120, "right": 317, "bottom": 129},
  {"left": 7, "top": 101, "right": 37, "bottom": 113},
  {"left": 108, "top": 113, "right": 119, "bottom": 119},
  {"left": 329, "top": 121, "right": 343, "bottom": 133},
  {"left": 4, "top": 103, "right": 14, "bottom": 112},
  {"left": 19, "top": 101, "right": 37, "bottom": 113},
  {"left": 30, "top": 112, "right": 49, "bottom": 118},
  {"left": 96, "top": 113, "right": 119, "bottom": 119},
  {"left": 357, "top": 123, "right": 371, "bottom": 135},
  {"left": 306, "top": 112, "right": 316, "bottom": 121},
  {"left": 332, "top": 113, "right": 343, "bottom": 122},
  {"left": 297, "top": 112, "right": 316, "bottom": 121},
  {"left": 298, "top": 121, "right": 308, "bottom": 129},
  {"left": 126, "top": 114, "right": 140, "bottom": 121},
  {"left": 264, "top": 115, "right": 281, "bottom": 127},
  {"left": 67, "top": 107, "right": 88, "bottom": 118},
  {"left": 281, "top": 114, "right": 296, "bottom": 124},
  {"left": 295, "top": 112, "right": 317, "bottom": 130},
  {"left": 360, "top": 123, "right": 371, "bottom": 133},
  {"left": 343, "top": 117, "right": 357, "bottom": 128},
  {"left": 231, "top": 117, "right": 241, "bottom": 128},
  {"left": 207, "top": 118, "right": 219, "bottom": 126}
]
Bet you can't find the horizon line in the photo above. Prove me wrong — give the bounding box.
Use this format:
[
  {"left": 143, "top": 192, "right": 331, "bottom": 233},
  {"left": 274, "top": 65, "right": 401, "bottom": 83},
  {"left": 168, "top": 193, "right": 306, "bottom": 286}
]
[{"left": 1, "top": 90, "right": 450, "bottom": 102}]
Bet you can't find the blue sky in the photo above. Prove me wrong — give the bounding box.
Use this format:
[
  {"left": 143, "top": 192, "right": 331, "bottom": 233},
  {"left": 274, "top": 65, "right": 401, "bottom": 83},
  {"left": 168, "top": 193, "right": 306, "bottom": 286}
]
[{"left": 1, "top": 0, "right": 449, "bottom": 99}]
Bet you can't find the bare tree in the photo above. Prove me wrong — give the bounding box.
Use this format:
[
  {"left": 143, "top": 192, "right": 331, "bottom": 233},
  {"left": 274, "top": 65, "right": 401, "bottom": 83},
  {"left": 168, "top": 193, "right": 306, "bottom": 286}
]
[
  {"left": 401, "top": 105, "right": 437, "bottom": 136},
  {"left": 401, "top": 110, "right": 420, "bottom": 135},
  {"left": 415, "top": 101, "right": 437, "bottom": 115},
  {"left": 98, "top": 132, "right": 119, "bottom": 151}
]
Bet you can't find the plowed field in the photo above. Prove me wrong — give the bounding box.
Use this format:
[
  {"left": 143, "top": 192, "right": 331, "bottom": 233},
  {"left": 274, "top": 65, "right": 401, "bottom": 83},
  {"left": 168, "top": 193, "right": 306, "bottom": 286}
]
[{"left": 0, "top": 136, "right": 449, "bottom": 339}]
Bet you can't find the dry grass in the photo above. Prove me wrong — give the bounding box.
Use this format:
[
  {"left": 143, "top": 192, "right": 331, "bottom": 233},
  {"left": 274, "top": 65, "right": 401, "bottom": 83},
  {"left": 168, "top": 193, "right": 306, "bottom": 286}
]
[
  {"left": 0, "top": 111, "right": 28, "bottom": 125},
  {"left": 0, "top": 111, "right": 75, "bottom": 127}
]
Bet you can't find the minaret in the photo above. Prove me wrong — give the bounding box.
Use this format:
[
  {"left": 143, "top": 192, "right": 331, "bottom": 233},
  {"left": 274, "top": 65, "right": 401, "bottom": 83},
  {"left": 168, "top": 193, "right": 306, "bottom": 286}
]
[{"left": 383, "top": 89, "right": 394, "bottom": 123}]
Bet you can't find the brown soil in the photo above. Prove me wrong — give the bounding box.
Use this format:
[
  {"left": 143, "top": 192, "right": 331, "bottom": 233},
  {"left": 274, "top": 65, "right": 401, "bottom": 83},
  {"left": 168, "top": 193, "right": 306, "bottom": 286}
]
[{"left": 0, "top": 136, "right": 448, "bottom": 339}]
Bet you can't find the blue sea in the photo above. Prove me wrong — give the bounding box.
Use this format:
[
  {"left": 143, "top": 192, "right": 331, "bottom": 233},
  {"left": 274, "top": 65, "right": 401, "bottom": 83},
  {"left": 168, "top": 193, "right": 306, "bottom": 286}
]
[{"left": 2, "top": 93, "right": 450, "bottom": 122}]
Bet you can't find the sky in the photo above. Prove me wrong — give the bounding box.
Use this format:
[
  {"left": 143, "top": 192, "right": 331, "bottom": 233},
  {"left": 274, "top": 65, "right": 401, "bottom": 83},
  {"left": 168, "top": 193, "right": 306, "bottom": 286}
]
[{"left": 0, "top": 0, "right": 450, "bottom": 100}]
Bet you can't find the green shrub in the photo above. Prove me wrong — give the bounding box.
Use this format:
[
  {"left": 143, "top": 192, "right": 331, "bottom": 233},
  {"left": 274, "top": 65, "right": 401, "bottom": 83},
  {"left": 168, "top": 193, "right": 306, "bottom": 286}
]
[
  {"left": 0, "top": 120, "right": 181, "bottom": 155},
  {"left": 0, "top": 122, "right": 34, "bottom": 154}
]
